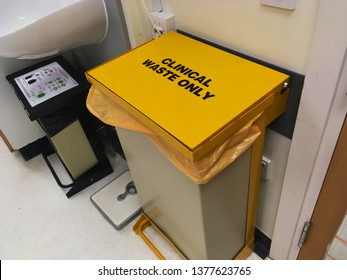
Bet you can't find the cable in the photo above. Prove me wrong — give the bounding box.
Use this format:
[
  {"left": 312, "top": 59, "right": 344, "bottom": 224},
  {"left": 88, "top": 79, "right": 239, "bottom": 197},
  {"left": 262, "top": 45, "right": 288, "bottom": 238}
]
[{"left": 140, "top": 0, "right": 163, "bottom": 38}]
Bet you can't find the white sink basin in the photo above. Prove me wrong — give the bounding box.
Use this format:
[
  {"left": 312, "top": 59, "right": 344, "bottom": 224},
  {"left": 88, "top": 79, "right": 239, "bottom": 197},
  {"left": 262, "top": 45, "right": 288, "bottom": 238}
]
[{"left": 0, "top": 0, "right": 108, "bottom": 59}]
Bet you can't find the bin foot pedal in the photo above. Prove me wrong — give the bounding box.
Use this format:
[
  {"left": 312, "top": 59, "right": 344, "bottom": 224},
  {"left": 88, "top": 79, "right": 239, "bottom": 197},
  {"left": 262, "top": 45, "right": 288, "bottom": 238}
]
[
  {"left": 133, "top": 212, "right": 253, "bottom": 260},
  {"left": 133, "top": 212, "right": 187, "bottom": 260}
]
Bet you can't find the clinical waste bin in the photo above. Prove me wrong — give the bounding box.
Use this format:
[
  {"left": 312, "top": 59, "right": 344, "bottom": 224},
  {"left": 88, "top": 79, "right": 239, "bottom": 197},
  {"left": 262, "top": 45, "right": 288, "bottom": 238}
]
[{"left": 86, "top": 32, "right": 289, "bottom": 259}]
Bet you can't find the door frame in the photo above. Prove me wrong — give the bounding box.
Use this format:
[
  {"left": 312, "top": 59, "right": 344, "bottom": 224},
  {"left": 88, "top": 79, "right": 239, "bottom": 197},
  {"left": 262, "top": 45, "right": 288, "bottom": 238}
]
[
  {"left": 298, "top": 114, "right": 347, "bottom": 259},
  {"left": 270, "top": 0, "right": 347, "bottom": 259}
]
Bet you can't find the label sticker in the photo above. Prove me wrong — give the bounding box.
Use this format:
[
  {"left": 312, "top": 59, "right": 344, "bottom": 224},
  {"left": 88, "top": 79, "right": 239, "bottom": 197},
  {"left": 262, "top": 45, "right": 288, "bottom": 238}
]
[{"left": 15, "top": 62, "right": 79, "bottom": 107}]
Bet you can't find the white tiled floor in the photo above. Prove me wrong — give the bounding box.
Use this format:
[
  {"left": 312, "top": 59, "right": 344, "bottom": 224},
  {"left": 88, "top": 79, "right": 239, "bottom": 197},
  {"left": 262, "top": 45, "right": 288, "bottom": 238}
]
[{"left": 0, "top": 138, "right": 261, "bottom": 260}]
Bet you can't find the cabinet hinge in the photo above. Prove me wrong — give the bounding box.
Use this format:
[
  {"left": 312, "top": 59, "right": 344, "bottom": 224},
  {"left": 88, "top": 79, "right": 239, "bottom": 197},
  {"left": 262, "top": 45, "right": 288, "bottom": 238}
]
[{"left": 298, "top": 221, "right": 311, "bottom": 248}]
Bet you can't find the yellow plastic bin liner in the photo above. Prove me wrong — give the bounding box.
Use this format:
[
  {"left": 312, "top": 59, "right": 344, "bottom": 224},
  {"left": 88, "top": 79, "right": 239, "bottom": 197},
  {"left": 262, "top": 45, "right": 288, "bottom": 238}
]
[{"left": 87, "top": 86, "right": 261, "bottom": 184}]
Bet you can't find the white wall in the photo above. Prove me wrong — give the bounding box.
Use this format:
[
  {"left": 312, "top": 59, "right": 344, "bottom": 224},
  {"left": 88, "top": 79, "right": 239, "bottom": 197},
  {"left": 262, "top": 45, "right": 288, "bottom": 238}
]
[
  {"left": 257, "top": 129, "right": 291, "bottom": 238},
  {"left": 120, "top": 0, "right": 319, "bottom": 238},
  {"left": 162, "top": 0, "right": 318, "bottom": 74},
  {"left": 120, "top": 0, "right": 153, "bottom": 48}
]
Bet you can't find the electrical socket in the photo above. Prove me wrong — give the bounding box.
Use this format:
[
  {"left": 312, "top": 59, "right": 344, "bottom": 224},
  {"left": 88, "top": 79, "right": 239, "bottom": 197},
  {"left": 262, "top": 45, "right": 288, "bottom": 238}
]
[
  {"left": 150, "top": 11, "right": 175, "bottom": 38},
  {"left": 261, "top": 156, "right": 272, "bottom": 181}
]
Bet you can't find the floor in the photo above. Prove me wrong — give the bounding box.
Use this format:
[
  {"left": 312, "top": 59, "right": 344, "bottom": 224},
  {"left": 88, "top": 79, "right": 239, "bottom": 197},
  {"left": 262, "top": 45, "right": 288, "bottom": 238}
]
[{"left": 0, "top": 138, "right": 262, "bottom": 260}]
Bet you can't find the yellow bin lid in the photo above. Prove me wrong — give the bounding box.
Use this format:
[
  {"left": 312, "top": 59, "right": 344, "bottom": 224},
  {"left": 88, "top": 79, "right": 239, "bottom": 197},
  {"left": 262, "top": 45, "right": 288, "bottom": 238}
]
[{"left": 86, "top": 32, "right": 288, "bottom": 161}]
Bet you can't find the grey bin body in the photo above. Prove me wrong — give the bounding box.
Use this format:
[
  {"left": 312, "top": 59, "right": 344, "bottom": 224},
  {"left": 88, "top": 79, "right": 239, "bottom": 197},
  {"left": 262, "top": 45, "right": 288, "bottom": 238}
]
[{"left": 117, "top": 127, "right": 251, "bottom": 260}]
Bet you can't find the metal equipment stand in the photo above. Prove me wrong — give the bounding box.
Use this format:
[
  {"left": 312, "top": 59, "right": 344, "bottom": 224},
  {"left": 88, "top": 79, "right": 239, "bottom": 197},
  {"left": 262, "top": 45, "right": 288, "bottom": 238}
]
[{"left": 42, "top": 141, "right": 113, "bottom": 198}]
